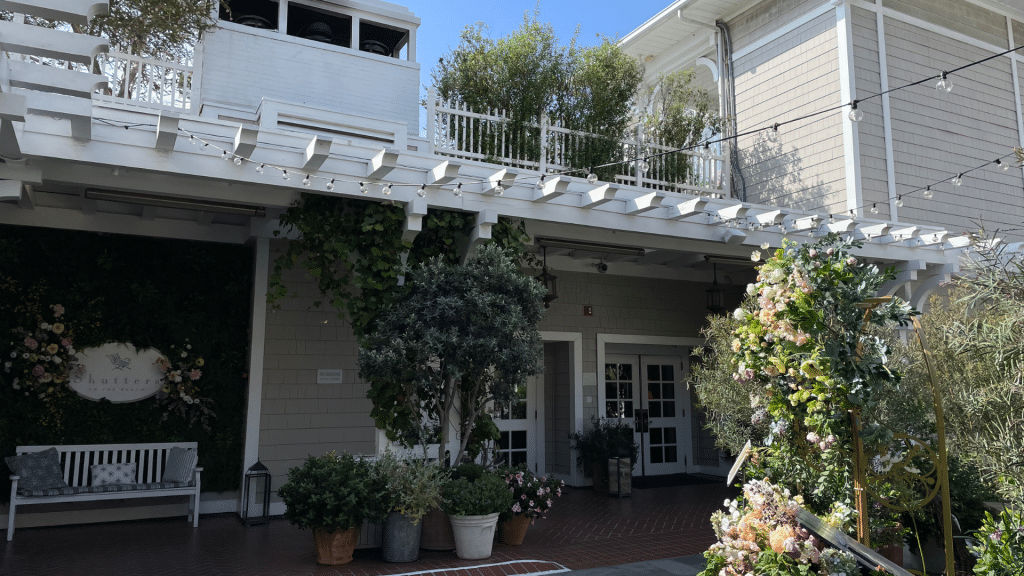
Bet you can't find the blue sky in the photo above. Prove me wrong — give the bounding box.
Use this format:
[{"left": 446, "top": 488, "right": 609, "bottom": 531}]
[{"left": 402, "top": 0, "right": 673, "bottom": 90}]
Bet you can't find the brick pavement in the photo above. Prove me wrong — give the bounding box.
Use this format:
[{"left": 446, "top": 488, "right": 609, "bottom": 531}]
[{"left": 0, "top": 482, "right": 736, "bottom": 576}]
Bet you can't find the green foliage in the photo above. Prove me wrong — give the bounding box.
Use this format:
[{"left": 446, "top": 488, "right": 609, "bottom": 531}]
[
  {"left": 441, "top": 472, "right": 513, "bottom": 517},
  {"left": 0, "top": 226, "right": 251, "bottom": 497},
  {"left": 358, "top": 245, "right": 545, "bottom": 465},
  {"left": 968, "top": 508, "right": 1024, "bottom": 576},
  {"left": 497, "top": 465, "right": 564, "bottom": 520},
  {"left": 449, "top": 462, "right": 486, "bottom": 483},
  {"left": 277, "top": 452, "right": 388, "bottom": 531},
  {"left": 87, "top": 0, "right": 219, "bottom": 60},
  {"left": 374, "top": 450, "right": 449, "bottom": 522},
  {"left": 567, "top": 417, "right": 639, "bottom": 477},
  {"left": 431, "top": 10, "right": 643, "bottom": 181}
]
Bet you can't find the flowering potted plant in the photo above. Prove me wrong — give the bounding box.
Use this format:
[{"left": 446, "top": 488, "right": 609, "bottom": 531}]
[
  {"left": 496, "top": 466, "right": 565, "bottom": 545},
  {"left": 441, "top": 470, "right": 513, "bottom": 559},
  {"left": 375, "top": 450, "right": 448, "bottom": 562},
  {"left": 5, "top": 303, "right": 79, "bottom": 402},
  {"left": 277, "top": 452, "right": 388, "bottom": 565}
]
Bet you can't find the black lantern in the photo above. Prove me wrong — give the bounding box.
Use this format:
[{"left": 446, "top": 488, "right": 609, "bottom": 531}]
[
  {"left": 241, "top": 460, "right": 271, "bottom": 526},
  {"left": 706, "top": 261, "right": 727, "bottom": 314},
  {"left": 537, "top": 246, "right": 558, "bottom": 308}
]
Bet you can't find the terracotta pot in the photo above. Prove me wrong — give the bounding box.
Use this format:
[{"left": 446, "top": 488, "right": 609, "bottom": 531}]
[
  {"left": 498, "top": 514, "right": 531, "bottom": 546},
  {"left": 312, "top": 526, "right": 360, "bottom": 566},
  {"left": 419, "top": 505, "right": 456, "bottom": 550}
]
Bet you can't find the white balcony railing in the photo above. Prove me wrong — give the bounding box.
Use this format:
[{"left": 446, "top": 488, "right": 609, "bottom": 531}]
[
  {"left": 425, "top": 87, "right": 729, "bottom": 195},
  {"left": 92, "top": 51, "right": 198, "bottom": 112}
]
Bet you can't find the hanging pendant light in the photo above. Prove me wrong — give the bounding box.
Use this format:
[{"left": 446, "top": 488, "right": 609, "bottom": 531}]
[
  {"left": 536, "top": 246, "right": 558, "bottom": 308},
  {"left": 706, "top": 261, "right": 727, "bottom": 315}
]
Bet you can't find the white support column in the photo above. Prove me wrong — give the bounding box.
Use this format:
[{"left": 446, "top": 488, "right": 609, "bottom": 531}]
[
  {"left": 408, "top": 27, "right": 416, "bottom": 62},
  {"left": 835, "top": 1, "right": 863, "bottom": 215},
  {"left": 239, "top": 236, "right": 269, "bottom": 515},
  {"left": 351, "top": 16, "right": 360, "bottom": 51},
  {"left": 876, "top": 0, "right": 898, "bottom": 220}
]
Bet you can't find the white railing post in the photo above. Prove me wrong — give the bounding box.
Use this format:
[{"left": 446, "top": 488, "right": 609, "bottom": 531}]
[
  {"left": 634, "top": 124, "right": 644, "bottom": 189},
  {"left": 539, "top": 114, "right": 548, "bottom": 175},
  {"left": 723, "top": 141, "right": 731, "bottom": 198},
  {"left": 426, "top": 86, "right": 436, "bottom": 154}
]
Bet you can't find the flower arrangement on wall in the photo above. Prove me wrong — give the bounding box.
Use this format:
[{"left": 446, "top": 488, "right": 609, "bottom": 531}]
[
  {"left": 155, "top": 340, "right": 214, "bottom": 430},
  {"left": 5, "top": 304, "right": 80, "bottom": 402}
]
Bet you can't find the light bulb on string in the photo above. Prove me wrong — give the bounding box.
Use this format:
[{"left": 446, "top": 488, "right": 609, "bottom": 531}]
[
  {"left": 494, "top": 180, "right": 504, "bottom": 196},
  {"left": 454, "top": 183, "right": 463, "bottom": 197},
  {"left": 951, "top": 173, "right": 963, "bottom": 186},
  {"left": 767, "top": 123, "right": 780, "bottom": 143},
  {"left": 587, "top": 168, "right": 598, "bottom": 185},
  {"left": 189, "top": 135, "right": 196, "bottom": 146},
  {"left": 382, "top": 183, "right": 392, "bottom": 196},
  {"left": 359, "top": 182, "right": 368, "bottom": 194},
  {"left": 997, "top": 158, "right": 1010, "bottom": 171},
  {"left": 302, "top": 174, "right": 311, "bottom": 187},
  {"left": 536, "top": 175, "right": 546, "bottom": 190},
  {"left": 922, "top": 185, "right": 933, "bottom": 199},
  {"left": 221, "top": 150, "right": 229, "bottom": 161},
  {"left": 281, "top": 170, "right": 290, "bottom": 181},
  {"left": 936, "top": 71, "right": 952, "bottom": 93},
  {"left": 418, "top": 185, "right": 426, "bottom": 198},
  {"left": 256, "top": 163, "right": 265, "bottom": 174},
  {"left": 828, "top": 214, "right": 835, "bottom": 224},
  {"left": 639, "top": 159, "right": 651, "bottom": 173},
  {"left": 326, "top": 179, "right": 335, "bottom": 192},
  {"left": 233, "top": 156, "right": 242, "bottom": 166},
  {"left": 848, "top": 100, "right": 863, "bottom": 122},
  {"left": 700, "top": 142, "right": 712, "bottom": 159},
  {"left": 895, "top": 196, "right": 904, "bottom": 208},
  {"left": 848, "top": 210, "right": 857, "bottom": 221},
  {"left": 870, "top": 203, "right": 878, "bottom": 214}
]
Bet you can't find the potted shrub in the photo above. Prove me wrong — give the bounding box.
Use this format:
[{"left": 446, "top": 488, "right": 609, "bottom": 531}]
[
  {"left": 442, "top": 471, "right": 514, "bottom": 559},
  {"left": 496, "top": 466, "right": 565, "bottom": 545},
  {"left": 376, "top": 450, "right": 448, "bottom": 562},
  {"left": 420, "top": 461, "right": 486, "bottom": 551},
  {"left": 277, "top": 452, "right": 387, "bottom": 566},
  {"left": 568, "top": 417, "right": 639, "bottom": 492}
]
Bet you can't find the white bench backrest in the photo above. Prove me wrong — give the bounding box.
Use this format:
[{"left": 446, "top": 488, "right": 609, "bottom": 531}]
[{"left": 15, "top": 442, "right": 198, "bottom": 488}]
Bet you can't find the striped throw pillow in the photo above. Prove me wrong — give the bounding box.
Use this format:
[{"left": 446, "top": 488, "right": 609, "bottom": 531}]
[{"left": 161, "top": 447, "right": 198, "bottom": 483}]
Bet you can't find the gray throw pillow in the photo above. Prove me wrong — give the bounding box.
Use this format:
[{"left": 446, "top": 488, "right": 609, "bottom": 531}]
[
  {"left": 161, "top": 446, "right": 198, "bottom": 483},
  {"left": 91, "top": 462, "right": 138, "bottom": 486},
  {"left": 5, "top": 448, "right": 70, "bottom": 491}
]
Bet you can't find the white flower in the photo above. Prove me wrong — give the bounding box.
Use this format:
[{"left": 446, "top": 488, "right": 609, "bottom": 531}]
[
  {"left": 21, "top": 353, "right": 29, "bottom": 359},
  {"left": 39, "top": 323, "right": 49, "bottom": 330},
  {"left": 9, "top": 352, "right": 16, "bottom": 358},
  {"left": 186, "top": 344, "right": 192, "bottom": 349},
  {"left": 52, "top": 356, "right": 62, "bottom": 365},
  {"left": 751, "top": 250, "right": 761, "bottom": 262},
  {"left": 180, "top": 351, "right": 187, "bottom": 358},
  {"left": 760, "top": 242, "right": 770, "bottom": 250},
  {"left": 746, "top": 283, "right": 758, "bottom": 296},
  {"left": 733, "top": 308, "right": 746, "bottom": 321}
]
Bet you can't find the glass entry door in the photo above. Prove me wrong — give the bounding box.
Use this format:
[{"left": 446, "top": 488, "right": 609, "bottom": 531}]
[
  {"left": 605, "top": 354, "right": 689, "bottom": 476},
  {"left": 495, "top": 375, "right": 540, "bottom": 472}
]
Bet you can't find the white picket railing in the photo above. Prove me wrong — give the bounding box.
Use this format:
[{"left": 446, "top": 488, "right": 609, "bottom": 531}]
[
  {"left": 92, "top": 51, "right": 198, "bottom": 111},
  {"left": 425, "top": 87, "right": 729, "bottom": 195}
]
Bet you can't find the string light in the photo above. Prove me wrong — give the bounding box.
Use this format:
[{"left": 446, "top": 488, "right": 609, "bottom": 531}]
[
  {"left": 189, "top": 135, "right": 196, "bottom": 146},
  {"left": 302, "top": 174, "right": 311, "bottom": 187},
  {"left": 767, "top": 123, "right": 780, "bottom": 143},
  {"left": 326, "top": 178, "right": 335, "bottom": 191},
  {"left": 936, "top": 71, "right": 952, "bottom": 93},
  {"left": 848, "top": 209, "right": 856, "bottom": 220},
  {"left": 870, "top": 203, "right": 878, "bottom": 214},
  {"left": 536, "top": 175, "right": 546, "bottom": 189},
  {"left": 382, "top": 183, "right": 392, "bottom": 195},
  {"left": 951, "top": 173, "right": 963, "bottom": 186},
  {"left": 221, "top": 150, "right": 229, "bottom": 160},
  {"left": 418, "top": 184, "right": 426, "bottom": 197},
  {"left": 256, "top": 163, "right": 265, "bottom": 174},
  {"left": 922, "top": 185, "right": 933, "bottom": 199},
  {"left": 848, "top": 100, "right": 863, "bottom": 122},
  {"left": 997, "top": 158, "right": 1010, "bottom": 171},
  {"left": 281, "top": 169, "right": 290, "bottom": 181},
  {"left": 699, "top": 142, "right": 712, "bottom": 159},
  {"left": 587, "top": 168, "right": 598, "bottom": 184},
  {"left": 828, "top": 214, "right": 835, "bottom": 224},
  {"left": 494, "top": 180, "right": 504, "bottom": 195},
  {"left": 233, "top": 156, "right": 242, "bottom": 166},
  {"left": 639, "top": 159, "right": 651, "bottom": 173},
  {"left": 454, "top": 183, "right": 463, "bottom": 197},
  {"left": 895, "top": 196, "right": 904, "bottom": 208}
]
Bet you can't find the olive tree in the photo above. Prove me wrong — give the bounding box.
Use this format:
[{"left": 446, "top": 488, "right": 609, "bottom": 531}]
[{"left": 359, "top": 244, "right": 545, "bottom": 465}]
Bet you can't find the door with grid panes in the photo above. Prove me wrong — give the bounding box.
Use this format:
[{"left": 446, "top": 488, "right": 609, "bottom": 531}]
[
  {"left": 605, "top": 355, "right": 689, "bottom": 476},
  {"left": 494, "top": 376, "right": 539, "bottom": 471}
]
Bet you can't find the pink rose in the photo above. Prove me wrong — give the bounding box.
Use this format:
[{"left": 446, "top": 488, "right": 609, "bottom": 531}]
[
  {"left": 24, "top": 337, "right": 38, "bottom": 350},
  {"left": 51, "top": 304, "right": 64, "bottom": 317},
  {"left": 31, "top": 364, "right": 44, "bottom": 377},
  {"left": 190, "top": 369, "right": 202, "bottom": 380},
  {"left": 846, "top": 256, "right": 857, "bottom": 266}
]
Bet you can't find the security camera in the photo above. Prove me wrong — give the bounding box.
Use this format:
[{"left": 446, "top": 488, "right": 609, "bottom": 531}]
[{"left": 596, "top": 262, "right": 608, "bottom": 274}]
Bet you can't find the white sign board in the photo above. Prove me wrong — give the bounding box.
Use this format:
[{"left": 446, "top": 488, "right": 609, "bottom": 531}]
[
  {"left": 317, "top": 369, "right": 343, "bottom": 384},
  {"left": 69, "top": 343, "right": 165, "bottom": 403}
]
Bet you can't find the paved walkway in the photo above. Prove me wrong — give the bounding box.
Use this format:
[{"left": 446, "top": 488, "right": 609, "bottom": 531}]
[{"left": 0, "top": 481, "right": 734, "bottom": 576}]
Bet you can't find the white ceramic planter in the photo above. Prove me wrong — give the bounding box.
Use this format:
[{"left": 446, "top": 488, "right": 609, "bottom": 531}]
[{"left": 448, "top": 512, "right": 500, "bottom": 560}]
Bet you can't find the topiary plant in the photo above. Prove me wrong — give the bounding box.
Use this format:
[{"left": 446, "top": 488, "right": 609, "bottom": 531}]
[
  {"left": 568, "top": 417, "right": 639, "bottom": 478},
  {"left": 441, "top": 472, "right": 513, "bottom": 517},
  {"left": 277, "top": 452, "right": 388, "bottom": 532}
]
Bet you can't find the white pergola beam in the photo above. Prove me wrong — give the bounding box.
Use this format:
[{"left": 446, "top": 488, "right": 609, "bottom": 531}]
[
  {"left": 15, "top": 88, "right": 92, "bottom": 139},
  {"left": 480, "top": 168, "right": 517, "bottom": 195},
  {"left": 626, "top": 192, "right": 663, "bottom": 215},
  {"left": 155, "top": 112, "right": 179, "bottom": 151},
  {"left": 233, "top": 125, "right": 258, "bottom": 159},
  {"left": 857, "top": 222, "right": 892, "bottom": 240},
  {"left": 0, "top": 162, "right": 41, "bottom": 183},
  {"left": 0, "top": 180, "right": 23, "bottom": 202},
  {"left": 366, "top": 148, "right": 399, "bottom": 180},
  {"left": 7, "top": 60, "right": 108, "bottom": 98},
  {"left": 0, "top": 93, "right": 27, "bottom": 123},
  {"left": 666, "top": 197, "right": 706, "bottom": 220},
  {"left": 752, "top": 209, "right": 787, "bottom": 226},
  {"left": 825, "top": 218, "right": 857, "bottom": 234},
  {"left": 715, "top": 202, "right": 748, "bottom": 222},
  {"left": 720, "top": 228, "right": 747, "bottom": 245},
  {"left": 581, "top": 184, "right": 617, "bottom": 208},
  {"left": 0, "top": 0, "right": 108, "bottom": 26},
  {"left": 533, "top": 176, "right": 568, "bottom": 202},
  {"left": 0, "top": 21, "right": 108, "bottom": 65},
  {"left": 0, "top": 120, "right": 22, "bottom": 157},
  {"left": 402, "top": 197, "right": 427, "bottom": 242},
  {"left": 425, "top": 160, "right": 461, "bottom": 186},
  {"left": 302, "top": 136, "right": 332, "bottom": 172},
  {"left": 787, "top": 215, "right": 821, "bottom": 232},
  {"left": 468, "top": 209, "right": 499, "bottom": 245}
]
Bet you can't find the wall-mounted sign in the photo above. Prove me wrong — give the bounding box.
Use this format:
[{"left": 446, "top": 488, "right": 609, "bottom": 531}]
[
  {"left": 69, "top": 343, "right": 165, "bottom": 403},
  {"left": 317, "top": 369, "right": 343, "bottom": 384}
]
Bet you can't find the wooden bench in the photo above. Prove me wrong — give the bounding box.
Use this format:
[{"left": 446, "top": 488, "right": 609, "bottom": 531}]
[{"left": 7, "top": 442, "right": 202, "bottom": 541}]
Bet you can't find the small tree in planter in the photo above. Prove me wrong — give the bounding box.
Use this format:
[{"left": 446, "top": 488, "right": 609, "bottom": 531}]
[
  {"left": 276, "top": 452, "right": 388, "bottom": 566},
  {"left": 360, "top": 244, "right": 545, "bottom": 465},
  {"left": 568, "top": 417, "right": 639, "bottom": 491}
]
